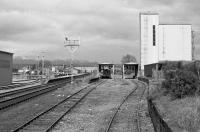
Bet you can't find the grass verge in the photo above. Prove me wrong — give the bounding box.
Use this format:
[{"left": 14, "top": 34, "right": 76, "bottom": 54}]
[{"left": 150, "top": 81, "right": 200, "bottom": 132}]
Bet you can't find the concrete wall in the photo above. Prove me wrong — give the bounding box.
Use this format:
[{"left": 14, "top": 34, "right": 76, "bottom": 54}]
[
  {"left": 148, "top": 98, "right": 173, "bottom": 132},
  {"left": 158, "top": 25, "right": 192, "bottom": 61},
  {"left": 0, "top": 51, "right": 13, "bottom": 86},
  {"left": 140, "top": 13, "right": 159, "bottom": 70}
]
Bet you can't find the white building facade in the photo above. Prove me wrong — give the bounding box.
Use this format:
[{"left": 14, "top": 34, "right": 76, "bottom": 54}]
[
  {"left": 140, "top": 12, "right": 192, "bottom": 70},
  {"left": 158, "top": 24, "right": 192, "bottom": 61},
  {"left": 140, "top": 13, "right": 159, "bottom": 70}
]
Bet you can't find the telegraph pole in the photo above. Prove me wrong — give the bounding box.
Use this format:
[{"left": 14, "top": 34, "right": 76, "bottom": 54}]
[
  {"left": 37, "top": 56, "right": 40, "bottom": 78},
  {"left": 40, "top": 51, "right": 47, "bottom": 83},
  {"left": 42, "top": 55, "right": 44, "bottom": 75},
  {"left": 192, "top": 30, "right": 200, "bottom": 61}
]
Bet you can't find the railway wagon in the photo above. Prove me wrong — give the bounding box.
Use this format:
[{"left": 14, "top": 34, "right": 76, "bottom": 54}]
[
  {"left": 98, "top": 63, "right": 114, "bottom": 79},
  {"left": 122, "top": 62, "right": 138, "bottom": 79},
  {"left": 102, "top": 69, "right": 111, "bottom": 79}
]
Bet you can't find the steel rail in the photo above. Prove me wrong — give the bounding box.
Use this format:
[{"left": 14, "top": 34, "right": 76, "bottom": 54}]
[
  {"left": 0, "top": 73, "right": 90, "bottom": 98},
  {"left": 135, "top": 81, "right": 147, "bottom": 132},
  {"left": 0, "top": 83, "right": 46, "bottom": 98},
  {"left": 105, "top": 81, "right": 139, "bottom": 132},
  {"left": 0, "top": 79, "right": 68, "bottom": 99},
  {"left": 0, "top": 80, "right": 39, "bottom": 90},
  {"left": 0, "top": 74, "right": 91, "bottom": 110},
  {"left": 0, "top": 81, "right": 69, "bottom": 110},
  {"left": 12, "top": 80, "right": 105, "bottom": 132},
  {"left": 45, "top": 80, "right": 105, "bottom": 132}
]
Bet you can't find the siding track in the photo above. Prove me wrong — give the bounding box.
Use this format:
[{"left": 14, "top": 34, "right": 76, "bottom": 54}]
[
  {"left": 13, "top": 80, "right": 105, "bottom": 132},
  {"left": 105, "top": 80, "right": 146, "bottom": 132},
  {"left": 0, "top": 81, "right": 68, "bottom": 110}
]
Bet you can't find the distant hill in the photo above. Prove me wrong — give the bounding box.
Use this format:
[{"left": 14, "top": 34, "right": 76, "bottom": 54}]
[{"left": 13, "top": 56, "right": 98, "bottom": 69}]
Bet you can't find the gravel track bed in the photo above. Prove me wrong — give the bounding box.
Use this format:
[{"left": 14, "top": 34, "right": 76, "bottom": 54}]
[
  {"left": 136, "top": 82, "right": 154, "bottom": 132},
  {"left": 0, "top": 78, "right": 90, "bottom": 132},
  {"left": 51, "top": 79, "right": 147, "bottom": 132},
  {"left": 108, "top": 81, "right": 154, "bottom": 132}
]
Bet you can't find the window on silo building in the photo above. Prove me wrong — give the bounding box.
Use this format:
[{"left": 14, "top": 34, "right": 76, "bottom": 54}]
[{"left": 153, "top": 25, "right": 156, "bottom": 46}]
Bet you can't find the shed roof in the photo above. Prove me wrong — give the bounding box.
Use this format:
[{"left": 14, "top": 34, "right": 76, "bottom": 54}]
[
  {"left": 98, "top": 63, "right": 114, "bottom": 65},
  {"left": 159, "top": 24, "right": 191, "bottom": 25},
  {"left": 0, "top": 50, "right": 13, "bottom": 55},
  {"left": 123, "top": 62, "right": 138, "bottom": 65},
  {"left": 140, "top": 12, "right": 158, "bottom": 15}
]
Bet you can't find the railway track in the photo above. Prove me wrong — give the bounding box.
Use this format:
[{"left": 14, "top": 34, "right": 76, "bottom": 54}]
[
  {"left": 12, "top": 80, "right": 105, "bottom": 132},
  {"left": 0, "top": 80, "right": 69, "bottom": 110},
  {"left": 105, "top": 80, "right": 146, "bottom": 132},
  {"left": 0, "top": 80, "right": 40, "bottom": 90},
  {"left": 135, "top": 81, "right": 147, "bottom": 132}
]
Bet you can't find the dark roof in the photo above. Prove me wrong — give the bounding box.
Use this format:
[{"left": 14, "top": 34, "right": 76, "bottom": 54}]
[
  {"left": 140, "top": 12, "right": 158, "bottom": 15},
  {"left": 123, "top": 62, "right": 138, "bottom": 65},
  {"left": 158, "top": 60, "right": 192, "bottom": 63},
  {"left": 159, "top": 24, "right": 191, "bottom": 25},
  {"left": 144, "top": 63, "right": 159, "bottom": 66},
  {"left": 98, "top": 63, "right": 114, "bottom": 65},
  {"left": 0, "top": 50, "right": 13, "bottom": 55}
]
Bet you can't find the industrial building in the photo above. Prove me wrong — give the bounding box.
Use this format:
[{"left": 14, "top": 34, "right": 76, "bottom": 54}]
[
  {"left": 140, "top": 12, "right": 159, "bottom": 70},
  {"left": 0, "top": 50, "right": 13, "bottom": 86},
  {"left": 158, "top": 24, "right": 192, "bottom": 61},
  {"left": 122, "top": 62, "right": 138, "bottom": 79},
  {"left": 140, "top": 12, "right": 192, "bottom": 71}
]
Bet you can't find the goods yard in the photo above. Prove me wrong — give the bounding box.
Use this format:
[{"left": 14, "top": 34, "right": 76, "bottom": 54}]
[
  {"left": 0, "top": 74, "right": 155, "bottom": 132},
  {"left": 0, "top": 9, "right": 190, "bottom": 132}
]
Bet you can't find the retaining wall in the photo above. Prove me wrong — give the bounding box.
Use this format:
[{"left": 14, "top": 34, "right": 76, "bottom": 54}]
[
  {"left": 138, "top": 76, "right": 173, "bottom": 132},
  {"left": 148, "top": 98, "right": 172, "bottom": 132}
]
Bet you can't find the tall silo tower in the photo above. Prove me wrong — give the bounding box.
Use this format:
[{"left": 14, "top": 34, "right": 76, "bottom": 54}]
[{"left": 140, "top": 12, "right": 159, "bottom": 71}]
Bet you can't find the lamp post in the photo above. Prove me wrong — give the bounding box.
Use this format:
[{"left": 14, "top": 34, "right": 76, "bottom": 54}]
[{"left": 64, "top": 36, "right": 80, "bottom": 84}]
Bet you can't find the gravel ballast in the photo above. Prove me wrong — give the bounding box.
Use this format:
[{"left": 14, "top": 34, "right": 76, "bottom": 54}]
[
  {"left": 52, "top": 79, "right": 154, "bottom": 132},
  {"left": 0, "top": 78, "right": 90, "bottom": 131}
]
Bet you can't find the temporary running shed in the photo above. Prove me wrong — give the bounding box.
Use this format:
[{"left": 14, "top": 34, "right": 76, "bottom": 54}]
[
  {"left": 122, "top": 62, "right": 138, "bottom": 79},
  {"left": 98, "top": 63, "right": 114, "bottom": 78}
]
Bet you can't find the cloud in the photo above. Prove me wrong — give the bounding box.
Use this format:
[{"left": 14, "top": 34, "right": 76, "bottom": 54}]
[{"left": 0, "top": 0, "right": 200, "bottom": 62}]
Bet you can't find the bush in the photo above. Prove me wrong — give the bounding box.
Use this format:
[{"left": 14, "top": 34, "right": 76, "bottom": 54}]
[
  {"left": 162, "top": 69, "right": 199, "bottom": 99},
  {"left": 183, "top": 62, "right": 200, "bottom": 79}
]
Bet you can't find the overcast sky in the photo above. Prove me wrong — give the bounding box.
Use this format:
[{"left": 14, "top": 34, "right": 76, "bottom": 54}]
[{"left": 0, "top": 0, "right": 200, "bottom": 63}]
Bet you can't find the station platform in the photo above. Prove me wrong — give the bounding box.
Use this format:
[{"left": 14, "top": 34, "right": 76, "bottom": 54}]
[{"left": 0, "top": 73, "right": 90, "bottom": 95}]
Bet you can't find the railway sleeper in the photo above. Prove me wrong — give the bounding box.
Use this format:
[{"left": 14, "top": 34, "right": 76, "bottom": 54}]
[
  {"left": 68, "top": 99, "right": 81, "bottom": 102},
  {"left": 22, "top": 125, "right": 46, "bottom": 131}
]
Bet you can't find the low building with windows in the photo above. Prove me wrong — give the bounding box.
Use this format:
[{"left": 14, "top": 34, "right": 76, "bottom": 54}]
[{"left": 0, "top": 50, "right": 13, "bottom": 86}]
